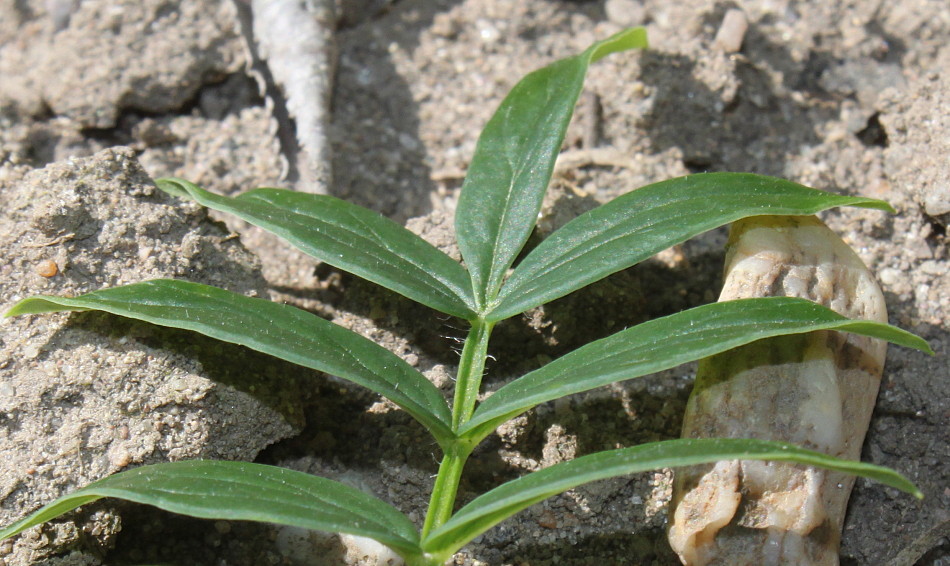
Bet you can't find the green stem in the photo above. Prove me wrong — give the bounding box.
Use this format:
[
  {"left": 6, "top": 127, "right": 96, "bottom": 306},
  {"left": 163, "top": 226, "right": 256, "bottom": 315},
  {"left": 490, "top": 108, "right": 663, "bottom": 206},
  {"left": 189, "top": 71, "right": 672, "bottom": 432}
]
[
  {"left": 403, "top": 550, "right": 446, "bottom": 566},
  {"left": 420, "top": 440, "right": 473, "bottom": 541},
  {"left": 420, "top": 318, "right": 494, "bottom": 541},
  {"left": 451, "top": 319, "right": 494, "bottom": 430}
]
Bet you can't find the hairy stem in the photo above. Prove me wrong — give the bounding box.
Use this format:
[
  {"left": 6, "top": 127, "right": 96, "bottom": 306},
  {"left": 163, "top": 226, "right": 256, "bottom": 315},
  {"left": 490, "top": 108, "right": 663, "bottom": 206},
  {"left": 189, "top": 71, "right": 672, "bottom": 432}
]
[
  {"left": 421, "top": 440, "right": 473, "bottom": 541},
  {"left": 450, "top": 319, "right": 494, "bottom": 430},
  {"left": 420, "top": 319, "right": 494, "bottom": 541}
]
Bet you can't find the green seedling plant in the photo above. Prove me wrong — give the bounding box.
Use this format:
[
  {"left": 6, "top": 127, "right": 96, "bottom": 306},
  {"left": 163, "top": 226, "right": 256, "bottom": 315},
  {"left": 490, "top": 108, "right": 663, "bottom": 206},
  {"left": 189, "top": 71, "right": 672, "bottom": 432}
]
[{"left": 0, "top": 28, "right": 932, "bottom": 565}]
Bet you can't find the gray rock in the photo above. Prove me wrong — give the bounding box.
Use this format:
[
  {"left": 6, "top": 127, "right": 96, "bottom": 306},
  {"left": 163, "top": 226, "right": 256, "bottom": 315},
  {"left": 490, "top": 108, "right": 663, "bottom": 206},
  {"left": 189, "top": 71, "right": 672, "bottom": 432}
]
[
  {"left": 0, "top": 0, "right": 244, "bottom": 127},
  {"left": 0, "top": 148, "right": 304, "bottom": 563}
]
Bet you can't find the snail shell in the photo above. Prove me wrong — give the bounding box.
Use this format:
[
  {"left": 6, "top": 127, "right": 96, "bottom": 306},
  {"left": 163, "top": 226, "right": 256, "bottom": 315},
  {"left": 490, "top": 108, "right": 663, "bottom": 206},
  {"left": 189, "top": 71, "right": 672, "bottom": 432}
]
[{"left": 668, "top": 215, "right": 888, "bottom": 566}]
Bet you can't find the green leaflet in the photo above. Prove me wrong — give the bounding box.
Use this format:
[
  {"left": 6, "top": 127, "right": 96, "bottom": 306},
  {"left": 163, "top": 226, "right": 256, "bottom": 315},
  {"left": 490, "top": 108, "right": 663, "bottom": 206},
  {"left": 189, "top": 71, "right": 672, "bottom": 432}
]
[
  {"left": 421, "top": 438, "right": 922, "bottom": 557},
  {"left": 455, "top": 27, "right": 648, "bottom": 311},
  {"left": 156, "top": 178, "right": 476, "bottom": 320},
  {"left": 5, "top": 279, "right": 454, "bottom": 445},
  {"left": 487, "top": 173, "right": 895, "bottom": 321},
  {"left": 0, "top": 461, "right": 422, "bottom": 558},
  {"left": 461, "top": 297, "right": 931, "bottom": 440}
]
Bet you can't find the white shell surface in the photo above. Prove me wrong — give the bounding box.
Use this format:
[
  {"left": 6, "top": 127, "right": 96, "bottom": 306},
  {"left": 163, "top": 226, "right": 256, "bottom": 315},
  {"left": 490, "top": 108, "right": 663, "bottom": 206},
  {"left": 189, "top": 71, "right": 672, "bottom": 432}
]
[{"left": 668, "top": 215, "right": 888, "bottom": 566}]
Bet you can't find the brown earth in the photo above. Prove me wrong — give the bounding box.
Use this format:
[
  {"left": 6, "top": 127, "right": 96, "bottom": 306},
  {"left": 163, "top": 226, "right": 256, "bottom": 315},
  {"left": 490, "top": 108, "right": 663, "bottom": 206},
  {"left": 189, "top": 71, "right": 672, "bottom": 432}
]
[{"left": 0, "top": 1, "right": 947, "bottom": 565}]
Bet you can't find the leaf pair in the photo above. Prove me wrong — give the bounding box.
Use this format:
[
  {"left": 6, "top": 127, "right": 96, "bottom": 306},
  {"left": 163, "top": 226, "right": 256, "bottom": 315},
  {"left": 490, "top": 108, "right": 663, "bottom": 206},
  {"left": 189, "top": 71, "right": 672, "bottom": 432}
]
[
  {"left": 159, "top": 171, "right": 895, "bottom": 326},
  {"left": 0, "top": 439, "right": 922, "bottom": 563},
  {"left": 12, "top": 283, "right": 929, "bottom": 449}
]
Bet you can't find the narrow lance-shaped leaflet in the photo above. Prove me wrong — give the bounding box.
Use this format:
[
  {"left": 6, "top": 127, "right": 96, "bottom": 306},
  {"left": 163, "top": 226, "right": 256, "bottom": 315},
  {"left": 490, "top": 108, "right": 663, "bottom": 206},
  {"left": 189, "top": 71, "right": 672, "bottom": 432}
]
[
  {"left": 0, "top": 461, "right": 424, "bottom": 559},
  {"left": 461, "top": 297, "right": 931, "bottom": 443},
  {"left": 488, "top": 173, "right": 895, "bottom": 321},
  {"left": 156, "top": 177, "right": 476, "bottom": 320},
  {"left": 4, "top": 279, "right": 455, "bottom": 446},
  {"left": 455, "top": 27, "right": 647, "bottom": 310},
  {"left": 421, "top": 438, "right": 922, "bottom": 561}
]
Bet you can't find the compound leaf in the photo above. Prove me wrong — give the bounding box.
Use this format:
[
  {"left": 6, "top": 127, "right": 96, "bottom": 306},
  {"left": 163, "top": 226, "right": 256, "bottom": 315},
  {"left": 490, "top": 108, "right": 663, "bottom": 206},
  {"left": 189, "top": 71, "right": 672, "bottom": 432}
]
[
  {"left": 156, "top": 178, "right": 476, "bottom": 320},
  {"left": 488, "top": 173, "right": 895, "bottom": 321},
  {"left": 5, "top": 279, "right": 454, "bottom": 444},
  {"left": 0, "top": 461, "right": 422, "bottom": 557},
  {"left": 455, "top": 28, "right": 647, "bottom": 310}
]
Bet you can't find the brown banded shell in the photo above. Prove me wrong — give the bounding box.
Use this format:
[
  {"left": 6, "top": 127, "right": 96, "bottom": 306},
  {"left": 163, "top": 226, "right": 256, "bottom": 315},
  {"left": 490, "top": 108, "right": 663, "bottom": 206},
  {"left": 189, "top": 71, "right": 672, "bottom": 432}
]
[{"left": 668, "top": 215, "right": 888, "bottom": 566}]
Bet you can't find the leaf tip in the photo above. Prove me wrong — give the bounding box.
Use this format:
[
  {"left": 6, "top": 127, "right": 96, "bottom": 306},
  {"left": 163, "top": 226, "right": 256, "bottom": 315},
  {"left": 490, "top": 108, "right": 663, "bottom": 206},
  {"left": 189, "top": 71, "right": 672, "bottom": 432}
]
[
  {"left": 4, "top": 298, "right": 38, "bottom": 318},
  {"left": 589, "top": 27, "right": 649, "bottom": 63},
  {"left": 3, "top": 297, "right": 81, "bottom": 318},
  {"left": 892, "top": 329, "right": 934, "bottom": 356},
  {"left": 851, "top": 198, "right": 896, "bottom": 214},
  {"left": 154, "top": 177, "right": 198, "bottom": 200}
]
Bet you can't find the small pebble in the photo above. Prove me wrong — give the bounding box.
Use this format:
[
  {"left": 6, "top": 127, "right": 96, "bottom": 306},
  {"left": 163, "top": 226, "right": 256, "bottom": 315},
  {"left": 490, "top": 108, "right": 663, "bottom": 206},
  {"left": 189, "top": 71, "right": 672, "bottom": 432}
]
[
  {"left": 919, "top": 260, "right": 944, "bottom": 275},
  {"left": 538, "top": 510, "right": 558, "bottom": 529},
  {"left": 36, "top": 259, "right": 58, "bottom": 277},
  {"left": 924, "top": 187, "right": 950, "bottom": 216},
  {"left": 430, "top": 12, "right": 458, "bottom": 38},
  {"left": 47, "top": 0, "right": 80, "bottom": 31},
  {"left": 605, "top": 0, "right": 646, "bottom": 27},
  {"left": 878, "top": 267, "right": 901, "bottom": 286},
  {"left": 476, "top": 19, "right": 500, "bottom": 44},
  {"left": 110, "top": 449, "right": 131, "bottom": 468},
  {"left": 714, "top": 9, "right": 749, "bottom": 53}
]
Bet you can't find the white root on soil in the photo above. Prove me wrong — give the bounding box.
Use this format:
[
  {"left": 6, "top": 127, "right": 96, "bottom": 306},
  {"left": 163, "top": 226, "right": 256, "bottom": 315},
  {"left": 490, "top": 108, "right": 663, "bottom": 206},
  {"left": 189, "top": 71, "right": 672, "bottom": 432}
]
[{"left": 233, "top": 0, "right": 336, "bottom": 193}]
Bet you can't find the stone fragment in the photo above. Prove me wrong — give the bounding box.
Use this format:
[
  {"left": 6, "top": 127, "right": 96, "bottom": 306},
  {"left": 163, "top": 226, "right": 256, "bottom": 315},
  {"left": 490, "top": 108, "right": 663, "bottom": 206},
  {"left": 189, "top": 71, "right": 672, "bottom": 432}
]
[
  {"left": 0, "top": 1, "right": 243, "bottom": 128},
  {"left": 0, "top": 148, "right": 304, "bottom": 562},
  {"left": 669, "top": 215, "right": 888, "bottom": 566},
  {"left": 714, "top": 9, "right": 749, "bottom": 53},
  {"left": 605, "top": 0, "right": 646, "bottom": 27}
]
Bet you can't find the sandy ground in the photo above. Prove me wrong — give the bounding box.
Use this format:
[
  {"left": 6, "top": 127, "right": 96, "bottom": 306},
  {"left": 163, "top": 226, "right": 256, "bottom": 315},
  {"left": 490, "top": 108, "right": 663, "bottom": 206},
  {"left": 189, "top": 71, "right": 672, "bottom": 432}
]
[{"left": 0, "top": 1, "right": 947, "bottom": 565}]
